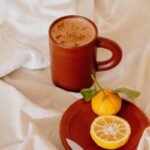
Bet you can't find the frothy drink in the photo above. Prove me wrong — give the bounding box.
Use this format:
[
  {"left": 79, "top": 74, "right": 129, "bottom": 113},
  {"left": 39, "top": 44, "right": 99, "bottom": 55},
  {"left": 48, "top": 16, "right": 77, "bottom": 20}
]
[{"left": 51, "top": 18, "right": 96, "bottom": 47}]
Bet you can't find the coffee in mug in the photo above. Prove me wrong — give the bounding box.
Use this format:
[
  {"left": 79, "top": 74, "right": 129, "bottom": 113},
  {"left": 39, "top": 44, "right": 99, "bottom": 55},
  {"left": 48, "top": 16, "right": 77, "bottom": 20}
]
[{"left": 49, "top": 15, "right": 122, "bottom": 91}]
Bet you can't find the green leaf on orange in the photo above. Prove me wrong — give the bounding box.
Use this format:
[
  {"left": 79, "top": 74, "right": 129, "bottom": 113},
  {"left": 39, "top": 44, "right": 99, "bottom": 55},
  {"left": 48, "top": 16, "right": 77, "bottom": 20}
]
[
  {"left": 113, "top": 88, "right": 140, "bottom": 99},
  {"left": 80, "top": 88, "right": 97, "bottom": 101}
]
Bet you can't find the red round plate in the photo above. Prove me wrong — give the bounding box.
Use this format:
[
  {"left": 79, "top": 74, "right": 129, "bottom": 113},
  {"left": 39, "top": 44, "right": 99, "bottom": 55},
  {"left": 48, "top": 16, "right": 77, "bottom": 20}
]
[{"left": 60, "top": 99, "right": 150, "bottom": 150}]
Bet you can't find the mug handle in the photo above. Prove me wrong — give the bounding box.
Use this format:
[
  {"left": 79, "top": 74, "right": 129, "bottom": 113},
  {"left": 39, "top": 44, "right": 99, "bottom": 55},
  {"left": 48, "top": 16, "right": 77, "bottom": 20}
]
[{"left": 96, "top": 37, "right": 122, "bottom": 71}]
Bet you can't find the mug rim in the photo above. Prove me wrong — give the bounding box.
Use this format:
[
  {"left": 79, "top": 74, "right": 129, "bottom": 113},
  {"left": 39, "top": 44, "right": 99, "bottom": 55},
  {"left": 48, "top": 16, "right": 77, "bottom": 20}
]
[{"left": 48, "top": 15, "right": 98, "bottom": 49}]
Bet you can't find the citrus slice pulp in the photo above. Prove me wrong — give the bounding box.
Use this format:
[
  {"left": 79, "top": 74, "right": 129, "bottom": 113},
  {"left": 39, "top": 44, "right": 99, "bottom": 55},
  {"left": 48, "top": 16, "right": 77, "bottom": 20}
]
[{"left": 90, "top": 115, "right": 131, "bottom": 149}]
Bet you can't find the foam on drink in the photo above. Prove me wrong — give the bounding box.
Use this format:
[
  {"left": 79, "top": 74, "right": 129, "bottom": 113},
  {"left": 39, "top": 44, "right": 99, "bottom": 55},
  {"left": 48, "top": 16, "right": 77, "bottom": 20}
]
[{"left": 51, "top": 18, "right": 96, "bottom": 47}]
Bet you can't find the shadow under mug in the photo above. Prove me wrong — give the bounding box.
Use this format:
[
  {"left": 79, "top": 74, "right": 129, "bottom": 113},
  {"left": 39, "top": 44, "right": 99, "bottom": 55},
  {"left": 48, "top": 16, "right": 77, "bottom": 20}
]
[{"left": 48, "top": 15, "right": 122, "bottom": 91}]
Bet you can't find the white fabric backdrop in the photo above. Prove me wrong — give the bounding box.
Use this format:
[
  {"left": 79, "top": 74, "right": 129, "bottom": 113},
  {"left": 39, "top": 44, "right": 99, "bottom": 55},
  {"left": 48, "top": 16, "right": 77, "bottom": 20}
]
[{"left": 0, "top": 0, "right": 150, "bottom": 149}]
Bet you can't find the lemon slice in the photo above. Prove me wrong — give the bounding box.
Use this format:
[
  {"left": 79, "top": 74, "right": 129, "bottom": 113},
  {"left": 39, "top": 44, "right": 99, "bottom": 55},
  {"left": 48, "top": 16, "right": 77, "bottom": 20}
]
[{"left": 90, "top": 115, "right": 131, "bottom": 149}]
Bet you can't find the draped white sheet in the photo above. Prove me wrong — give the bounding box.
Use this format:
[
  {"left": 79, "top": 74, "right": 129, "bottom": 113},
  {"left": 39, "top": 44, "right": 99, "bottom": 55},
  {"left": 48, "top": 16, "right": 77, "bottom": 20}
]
[{"left": 0, "top": 0, "right": 150, "bottom": 149}]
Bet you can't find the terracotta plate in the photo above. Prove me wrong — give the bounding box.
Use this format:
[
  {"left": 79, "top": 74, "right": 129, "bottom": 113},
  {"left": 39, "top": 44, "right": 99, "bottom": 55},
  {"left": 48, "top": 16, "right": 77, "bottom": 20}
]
[{"left": 60, "top": 99, "right": 150, "bottom": 150}]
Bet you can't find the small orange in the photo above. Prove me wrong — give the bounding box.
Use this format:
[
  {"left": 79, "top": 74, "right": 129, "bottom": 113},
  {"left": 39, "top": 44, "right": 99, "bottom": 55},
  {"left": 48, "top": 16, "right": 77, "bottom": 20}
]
[{"left": 91, "top": 89, "right": 122, "bottom": 115}]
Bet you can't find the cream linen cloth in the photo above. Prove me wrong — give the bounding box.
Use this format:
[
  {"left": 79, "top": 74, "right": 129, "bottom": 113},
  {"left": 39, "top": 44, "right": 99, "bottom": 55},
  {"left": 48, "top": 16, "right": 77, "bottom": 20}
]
[{"left": 0, "top": 0, "right": 150, "bottom": 149}]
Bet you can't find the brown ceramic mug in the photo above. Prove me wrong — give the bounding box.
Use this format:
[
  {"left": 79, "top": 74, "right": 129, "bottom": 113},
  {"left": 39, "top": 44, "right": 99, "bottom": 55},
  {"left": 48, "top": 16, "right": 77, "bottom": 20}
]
[{"left": 49, "top": 15, "right": 122, "bottom": 91}]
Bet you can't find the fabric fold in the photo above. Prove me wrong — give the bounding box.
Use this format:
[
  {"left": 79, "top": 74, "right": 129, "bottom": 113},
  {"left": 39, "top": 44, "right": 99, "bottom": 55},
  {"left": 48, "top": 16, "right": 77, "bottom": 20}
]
[{"left": 0, "top": 80, "right": 69, "bottom": 149}]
